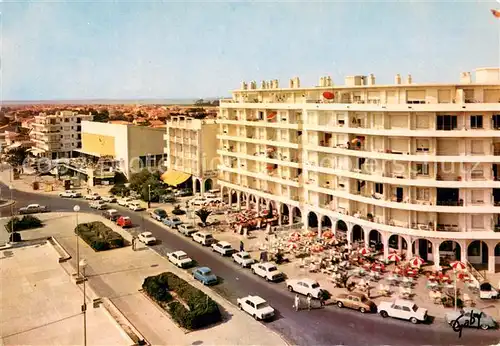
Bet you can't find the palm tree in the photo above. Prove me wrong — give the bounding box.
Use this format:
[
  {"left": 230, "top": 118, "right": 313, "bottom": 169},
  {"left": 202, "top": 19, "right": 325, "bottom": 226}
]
[
  {"left": 195, "top": 208, "right": 212, "bottom": 226},
  {"left": 338, "top": 272, "right": 355, "bottom": 292}
]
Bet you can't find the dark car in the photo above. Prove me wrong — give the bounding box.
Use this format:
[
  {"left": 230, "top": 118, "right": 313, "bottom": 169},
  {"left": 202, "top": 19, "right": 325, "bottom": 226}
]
[{"left": 150, "top": 208, "right": 168, "bottom": 221}]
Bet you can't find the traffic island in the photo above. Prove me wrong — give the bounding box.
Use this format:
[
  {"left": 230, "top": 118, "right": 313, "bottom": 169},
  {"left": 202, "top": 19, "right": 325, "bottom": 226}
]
[
  {"left": 75, "top": 221, "right": 126, "bottom": 251},
  {"left": 142, "top": 272, "right": 222, "bottom": 331}
]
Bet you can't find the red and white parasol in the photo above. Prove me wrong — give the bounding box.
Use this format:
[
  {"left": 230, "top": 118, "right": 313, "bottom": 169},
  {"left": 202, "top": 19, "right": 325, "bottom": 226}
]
[
  {"left": 409, "top": 256, "right": 424, "bottom": 267},
  {"left": 387, "top": 253, "right": 402, "bottom": 262},
  {"left": 287, "top": 243, "right": 298, "bottom": 251},
  {"left": 358, "top": 247, "right": 371, "bottom": 256},
  {"left": 450, "top": 261, "right": 467, "bottom": 271}
]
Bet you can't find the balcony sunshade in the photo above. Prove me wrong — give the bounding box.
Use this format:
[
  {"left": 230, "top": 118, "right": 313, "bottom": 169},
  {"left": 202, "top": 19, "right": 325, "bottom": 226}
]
[{"left": 160, "top": 169, "right": 191, "bottom": 186}]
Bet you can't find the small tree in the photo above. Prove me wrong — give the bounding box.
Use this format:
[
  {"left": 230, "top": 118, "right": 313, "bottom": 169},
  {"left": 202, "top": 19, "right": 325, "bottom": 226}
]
[
  {"left": 195, "top": 208, "right": 212, "bottom": 226},
  {"left": 5, "top": 147, "right": 28, "bottom": 168},
  {"left": 337, "top": 272, "right": 355, "bottom": 292}
]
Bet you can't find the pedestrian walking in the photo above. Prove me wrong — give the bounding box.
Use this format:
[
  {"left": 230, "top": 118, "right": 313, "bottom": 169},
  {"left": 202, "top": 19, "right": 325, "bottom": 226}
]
[
  {"left": 319, "top": 293, "right": 325, "bottom": 308},
  {"left": 307, "top": 295, "right": 312, "bottom": 311},
  {"left": 240, "top": 240, "right": 244, "bottom": 252},
  {"left": 294, "top": 294, "right": 300, "bottom": 311}
]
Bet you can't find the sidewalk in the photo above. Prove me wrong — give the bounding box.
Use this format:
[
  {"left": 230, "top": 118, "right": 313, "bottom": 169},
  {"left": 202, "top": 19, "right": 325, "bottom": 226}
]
[{"left": 10, "top": 212, "right": 288, "bottom": 346}]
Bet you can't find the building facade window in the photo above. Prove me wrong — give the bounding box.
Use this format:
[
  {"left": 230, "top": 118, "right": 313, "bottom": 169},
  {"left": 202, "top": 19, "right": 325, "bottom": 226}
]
[
  {"left": 375, "top": 183, "right": 383, "bottom": 194},
  {"left": 436, "top": 115, "right": 457, "bottom": 131},
  {"left": 416, "top": 163, "right": 429, "bottom": 176},
  {"left": 470, "top": 115, "right": 483, "bottom": 129}
]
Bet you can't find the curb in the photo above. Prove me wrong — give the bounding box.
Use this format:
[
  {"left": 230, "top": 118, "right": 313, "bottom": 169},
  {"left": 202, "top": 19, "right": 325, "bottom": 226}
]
[
  {"left": 47, "top": 236, "right": 72, "bottom": 262},
  {"left": 0, "top": 200, "right": 15, "bottom": 209}
]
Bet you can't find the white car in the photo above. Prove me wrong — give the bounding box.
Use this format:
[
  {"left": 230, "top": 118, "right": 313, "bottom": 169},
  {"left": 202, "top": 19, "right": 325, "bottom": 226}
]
[
  {"left": 167, "top": 251, "right": 193, "bottom": 268},
  {"left": 101, "top": 195, "right": 117, "bottom": 203},
  {"left": 251, "top": 262, "right": 284, "bottom": 282},
  {"left": 85, "top": 192, "right": 101, "bottom": 200},
  {"left": 90, "top": 200, "right": 107, "bottom": 210},
  {"left": 286, "top": 278, "right": 322, "bottom": 298},
  {"left": 59, "top": 190, "right": 81, "bottom": 198},
  {"left": 178, "top": 224, "right": 198, "bottom": 237},
  {"left": 378, "top": 299, "right": 428, "bottom": 324},
  {"left": 138, "top": 231, "right": 156, "bottom": 245},
  {"left": 232, "top": 251, "right": 256, "bottom": 268},
  {"left": 128, "top": 202, "right": 145, "bottom": 211},
  {"left": 237, "top": 295, "right": 275, "bottom": 321},
  {"left": 117, "top": 197, "right": 134, "bottom": 206},
  {"left": 192, "top": 232, "right": 216, "bottom": 246},
  {"left": 211, "top": 241, "right": 235, "bottom": 256}
]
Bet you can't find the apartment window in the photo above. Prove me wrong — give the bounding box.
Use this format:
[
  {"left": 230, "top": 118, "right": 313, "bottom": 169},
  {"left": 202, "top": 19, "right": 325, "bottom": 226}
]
[
  {"left": 416, "top": 139, "right": 430, "bottom": 152},
  {"left": 417, "top": 188, "right": 430, "bottom": 201},
  {"left": 436, "top": 115, "right": 457, "bottom": 130},
  {"left": 471, "top": 215, "right": 482, "bottom": 228},
  {"left": 492, "top": 114, "right": 500, "bottom": 129},
  {"left": 375, "top": 183, "right": 383, "bottom": 194},
  {"left": 470, "top": 115, "right": 483, "bottom": 129},
  {"left": 471, "top": 169, "right": 484, "bottom": 179},
  {"left": 64, "top": 118, "right": 69, "bottom": 122},
  {"left": 416, "top": 163, "right": 429, "bottom": 176}
]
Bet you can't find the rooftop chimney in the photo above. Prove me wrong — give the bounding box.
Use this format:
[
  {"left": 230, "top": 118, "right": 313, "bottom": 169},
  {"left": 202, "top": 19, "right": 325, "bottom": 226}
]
[
  {"left": 368, "top": 74, "right": 376, "bottom": 85},
  {"left": 294, "top": 77, "right": 301, "bottom": 88},
  {"left": 241, "top": 81, "right": 247, "bottom": 90},
  {"left": 395, "top": 74, "right": 401, "bottom": 85},
  {"left": 261, "top": 80, "right": 266, "bottom": 89},
  {"left": 289, "top": 78, "right": 294, "bottom": 88},
  {"left": 407, "top": 74, "right": 413, "bottom": 84},
  {"left": 319, "top": 77, "right": 325, "bottom": 87},
  {"left": 326, "top": 76, "right": 332, "bottom": 86},
  {"left": 250, "top": 81, "right": 257, "bottom": 89}
]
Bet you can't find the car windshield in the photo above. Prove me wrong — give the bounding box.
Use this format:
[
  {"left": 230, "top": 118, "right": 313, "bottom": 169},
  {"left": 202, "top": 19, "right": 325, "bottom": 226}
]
[
  {"left": 311, "top": 283, "right": 320, "bottom": 289},
  {"left": 178, "top": 254, "right": 187, "bottom": 260},
  {"left": 186, "top": 226, "right": 194, "bottom": 229},
  {"left": 241, "top": 254, "right": 251, "bottom": 259},
  {"left": 206, "top": 235, "right": 213, "bottom": 239},
  {"left": 173, "top": 218, "right": 180, "bottom": 221},
  {"left": 256, "top": 302, "right": 269, "bottom": 310},
  {"left": 412, "top": 305, "right": 418, "bottom": 312},
  {"left": 268, "top": 266, "right": 277, "bottom": 272},
  {"left": 202, "top": 270, "right": 212, "bottom": 276},
  {"left": 157, "top": 210, "right": 167, "bottom": 216}
]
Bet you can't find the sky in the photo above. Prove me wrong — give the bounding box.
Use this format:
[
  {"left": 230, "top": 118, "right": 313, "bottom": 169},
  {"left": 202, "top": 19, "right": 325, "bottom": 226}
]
[{"left": 2, "top": 0, "right": 499, "bottom": 101}]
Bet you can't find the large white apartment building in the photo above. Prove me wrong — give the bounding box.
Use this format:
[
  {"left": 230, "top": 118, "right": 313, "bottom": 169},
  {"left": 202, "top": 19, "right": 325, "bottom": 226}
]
[
  {"left": 163, "top": 116, "right": 218, "bottom": 194},
  {"left": 218, "top": 67, "right": 500, "bottom": 273},
  {"left": 30, "top": 111, "right": 93, "bottom": 159}
]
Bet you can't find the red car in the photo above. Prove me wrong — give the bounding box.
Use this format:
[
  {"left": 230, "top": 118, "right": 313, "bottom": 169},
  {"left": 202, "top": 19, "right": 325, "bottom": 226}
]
[{"left": 116, "top": 216, "right": 132, "bottom": 228}]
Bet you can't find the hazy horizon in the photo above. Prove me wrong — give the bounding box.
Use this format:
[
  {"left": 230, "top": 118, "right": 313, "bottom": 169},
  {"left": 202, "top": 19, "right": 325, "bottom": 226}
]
[{"left": 0, "top": 97, "right": 222, "bottom": 106}]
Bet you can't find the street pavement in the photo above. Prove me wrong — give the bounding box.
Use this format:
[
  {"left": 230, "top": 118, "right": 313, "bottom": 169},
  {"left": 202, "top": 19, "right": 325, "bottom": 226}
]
[{"left": 2, "top": 182, "right": 500, "bottom": 346}]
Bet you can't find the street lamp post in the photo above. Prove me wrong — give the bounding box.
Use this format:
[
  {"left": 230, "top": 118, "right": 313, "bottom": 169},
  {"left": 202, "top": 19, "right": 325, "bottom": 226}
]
[
  {"left": 454, "top": 269, "right": 457, "bottom": 311},
  {"left": 79, "top": 259, "right": 88, "bottom": 346},
  {"left": 74, "top": 205, "right": 81, "bottom": 279},
  {"left": 9, "top": 185, "right": 14, "bottom": 240},
  {"left": 148, "top": 184, "right": 151, "bottom": 209}
]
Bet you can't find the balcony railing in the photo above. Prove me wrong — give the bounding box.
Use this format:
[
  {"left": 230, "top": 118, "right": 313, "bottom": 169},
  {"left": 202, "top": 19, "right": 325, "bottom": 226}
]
[{"left": 436, "top": 200, "right": 463, "bottom": 206}]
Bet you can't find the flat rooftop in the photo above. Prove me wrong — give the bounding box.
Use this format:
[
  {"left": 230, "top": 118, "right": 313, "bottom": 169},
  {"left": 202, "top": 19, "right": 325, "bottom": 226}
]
[{"left": 0, "top": 243, "right": 131, "bottom": 345}]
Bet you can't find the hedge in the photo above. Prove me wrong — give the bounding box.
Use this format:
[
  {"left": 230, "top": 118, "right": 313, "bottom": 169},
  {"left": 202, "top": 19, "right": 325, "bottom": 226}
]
[
  {"left": 6, "top": 215, "right": 42, "bottom": 232},
  {"left": 142, "top": 272, "right": 221, "bottom": 330},
  {"left": 75, "top": 221, "right": 125, "bottom": 251}
]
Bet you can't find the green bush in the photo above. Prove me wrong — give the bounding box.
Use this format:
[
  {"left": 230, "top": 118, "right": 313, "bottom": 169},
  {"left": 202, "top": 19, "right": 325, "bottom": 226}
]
[
  {"left": 172, "top": 205, "right": 186, "bottom": 215},
  {"left": 75, "top": 221, "right": 125, "bottom": 252},
  {"left": 142, "top": 272, "right": 221, "bottom": 330},
  {"left": 6, "top": 215, "right": 42, "bottom": 232}
]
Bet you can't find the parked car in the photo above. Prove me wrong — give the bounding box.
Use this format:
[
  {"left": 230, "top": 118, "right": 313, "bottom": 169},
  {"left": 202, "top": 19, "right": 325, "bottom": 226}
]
[
  {"left": 163, "top": 217, "right": 183, "bottom": 228},
  {"left": 102, "top": 209, "right": 120, "bottom": 221},
  {"left": 211, "top": 241, "right": 235, "bottom": 256},
  {"left": 85, "top": 192, "right": 101, "bottom": 200},
  {"left": 237, "top": 295, "right": 275, "bottom": 321},
  {"left": 332, "top": 292, "right": 376, "bottom": 313},
  {"left": 378, "top": 299, "right": 428, "bottom": 324},
  {"left": 286, "top": 278, "right": 323, "bottom": 298},
  {"left": 251, "top": 262, "right": 284, "bottom": 282},
  {"left": 174, "top": 188, "right": 192, "bottom": 197},
  {"left": 101, "top": 195, "right": 117, "bottom": 203},
  {"left": 190, "top": 197, "right": 208, "bottom": 206},
  {"left": 193, "top": 267, "right": 218, "bottom": 285},
  {"left": 192, "top": 232, "right": 216, "bottom": 246},
  {"left": 19, "top": 204, "right": 50, "bottom": 214},
  {"left": 128, "top": 202, "right": 146, "bottom": 211},
  {"left": 479, "top": 282, "right": 499, "bottom": 299},
  {"left": 138, "top": 231, "right": 156, "bottom": 245},
  {"left": 232, "top": 251, "right": 256, "bottom": 268},
  {"left": 150, "top": 208, "right": 167, "bottom": 221},
  {"left": 167, "top": 250, "right": 193, "bottom": 268},
  {"left": 59, "top": 190, "right": 81, "bottom": 198},
  {"left": 178, "top": 224, "right": 198, "bottom": 237},
  {"left": 445, "top": 308, "right": 497, "bottom": 330},
  {"left": 116, "top": 216, "right": 133, "bottom": 228},
  {"left": 117, "top": 197, "right": 134, "bottom": 206},
  {"left": 90, "top": 200, "right": 107, "bottom": 210}
]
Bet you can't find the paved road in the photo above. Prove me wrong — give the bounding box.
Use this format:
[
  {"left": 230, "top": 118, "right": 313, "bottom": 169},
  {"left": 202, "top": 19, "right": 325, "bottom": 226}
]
[{"left": 2, "top": 183, "right": 499, "bottom": 346}]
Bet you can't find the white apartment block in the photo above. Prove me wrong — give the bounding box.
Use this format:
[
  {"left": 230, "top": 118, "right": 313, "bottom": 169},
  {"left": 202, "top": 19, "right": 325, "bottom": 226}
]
[
  {"left": 218, "top": 67, "right": 500, "bottom": 273},
  {"left": 30, "top": 111, "right": 93, "bottom": 159},
  {"left": 164, "top": 116, "right": 218, "bottom": 194}
]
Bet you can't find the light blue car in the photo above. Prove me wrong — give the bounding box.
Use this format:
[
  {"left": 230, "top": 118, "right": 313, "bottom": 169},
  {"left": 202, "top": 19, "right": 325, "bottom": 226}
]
[
  {"left": 163, "top": 217, "right": 183, "bottom": 229},
  {"left": 193, "top": 267, "right": 218, "bottom": 285}
]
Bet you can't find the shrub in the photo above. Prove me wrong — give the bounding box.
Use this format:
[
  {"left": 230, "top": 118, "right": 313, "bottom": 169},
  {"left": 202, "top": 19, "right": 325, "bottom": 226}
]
[
  {"left": 75, "top": 221, "right": 125, "bottom": 252},
  {"left": 142, "top": 272, "right": 221, "bottom": 330},
  {"left": 172, "top": 205, "right": 186, "bottom": 215},
  {"left": 110, "top": 184, "right": 130, "bottom": 197},
  {"left": 6, "top": 215, "right": 42, "bottom": 232}
]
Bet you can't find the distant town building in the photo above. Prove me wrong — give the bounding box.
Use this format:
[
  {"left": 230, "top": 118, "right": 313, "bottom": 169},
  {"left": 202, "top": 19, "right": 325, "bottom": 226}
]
[{"left": 29, "top": 111, "right": 92, "bottom": 159}]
